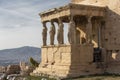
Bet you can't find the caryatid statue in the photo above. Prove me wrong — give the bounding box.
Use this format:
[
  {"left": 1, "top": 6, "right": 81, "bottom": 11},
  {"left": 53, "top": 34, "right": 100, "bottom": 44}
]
[
  {"left": 42, "top": 22, "right": 47, "bottom": 46},
  {"left": 49, "top": 21, "right": 56, "bottom": 45},
  {"left": 68, "top": 15, "right": 76, "bottom": 44},
  {"left": 57, "top": 18, "right": 64, "bottom": 44},
  {"left": 86, "top": 16, "right": 92, "bottom": 44}
]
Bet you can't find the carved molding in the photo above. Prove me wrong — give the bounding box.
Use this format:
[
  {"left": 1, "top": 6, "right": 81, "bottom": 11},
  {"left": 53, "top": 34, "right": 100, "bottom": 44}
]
[
  {"left": 40, "top": 3, "right": 106, "bottom": 22},
  {"left": 40, "top": 5, "right": 70, "bottom": 17}
]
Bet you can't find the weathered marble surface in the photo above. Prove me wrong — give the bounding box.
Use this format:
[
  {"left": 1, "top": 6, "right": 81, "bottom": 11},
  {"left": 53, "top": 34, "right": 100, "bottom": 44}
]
[{"left": 32, "top": 0, "right": 120, "bottom": 78}]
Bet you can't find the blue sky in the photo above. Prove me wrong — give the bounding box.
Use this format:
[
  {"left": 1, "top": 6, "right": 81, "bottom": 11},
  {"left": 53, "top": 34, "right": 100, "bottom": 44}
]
[{"left": 0, "top": 0, "right": 70, "bottom": 50}]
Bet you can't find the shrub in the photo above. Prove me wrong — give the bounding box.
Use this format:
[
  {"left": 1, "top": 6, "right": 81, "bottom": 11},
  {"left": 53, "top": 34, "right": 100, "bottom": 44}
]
[{"left": 29, "top": 57, "right": 39, "bottom": 68}]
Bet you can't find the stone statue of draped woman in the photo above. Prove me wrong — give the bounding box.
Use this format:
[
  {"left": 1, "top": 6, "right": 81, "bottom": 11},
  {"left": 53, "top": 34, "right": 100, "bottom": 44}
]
[
  {"left": 57, "top": 18, "right": 64, "bottom": 44},
  {"left": 68, "top": 16, "right": 76, "bottom": 44},
  {"left": 42, "top": 22, "right": 47, "bottom": 46},
  {"left": 49, "top": 21, "right": 56, "bottom": 45}
]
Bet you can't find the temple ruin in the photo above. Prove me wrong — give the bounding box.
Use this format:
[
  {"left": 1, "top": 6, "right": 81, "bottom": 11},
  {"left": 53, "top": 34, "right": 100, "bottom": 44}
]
[{"left": 31, "top": 0, "right": 120, "bottom": 78}]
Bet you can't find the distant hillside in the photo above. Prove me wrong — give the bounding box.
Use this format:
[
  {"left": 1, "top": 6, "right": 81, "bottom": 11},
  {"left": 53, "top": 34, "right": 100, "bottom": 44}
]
[{"left": 0, "top": 46, "right": 41, "bottom": 66}]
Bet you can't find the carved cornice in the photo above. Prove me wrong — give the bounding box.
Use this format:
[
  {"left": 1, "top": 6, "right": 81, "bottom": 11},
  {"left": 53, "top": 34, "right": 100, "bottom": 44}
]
[
  {"left": 39, "top": 3, "right": 106, "bottom": 22},
  {"left": 39, "top": 4, "right": 70, "bottom": 17}
]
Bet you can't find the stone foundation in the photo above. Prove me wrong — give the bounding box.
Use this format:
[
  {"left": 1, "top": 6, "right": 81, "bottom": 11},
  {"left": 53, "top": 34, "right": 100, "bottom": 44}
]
[{"left": 31, "top": 44, "right": 103, "bottom": 78}]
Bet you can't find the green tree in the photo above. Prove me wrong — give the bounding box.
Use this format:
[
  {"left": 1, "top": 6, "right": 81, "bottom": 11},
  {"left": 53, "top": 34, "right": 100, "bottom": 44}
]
[{"left": 29, "top": 57, "right": 39, "bottom": 68}]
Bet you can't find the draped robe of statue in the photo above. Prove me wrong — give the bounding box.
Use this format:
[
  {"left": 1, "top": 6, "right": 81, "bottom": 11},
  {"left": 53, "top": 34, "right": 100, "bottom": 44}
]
[
  {"left": 57, "top": 19, "right": 64, "bottom": 44},
  {"left": 42, "top": 23, "right": 47, "bottom": 46},
  {"left": 68, "top": 16, "right": 76, "bottom": 44},
  {"left": 49, "top": 22, "right": 56, "bottom": 45}
]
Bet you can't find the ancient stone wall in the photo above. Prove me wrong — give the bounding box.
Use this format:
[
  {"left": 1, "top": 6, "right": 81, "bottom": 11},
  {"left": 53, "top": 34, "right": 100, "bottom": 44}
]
[
  {"left": 41, "top": 44, "right": 93, "bottom": 66},
  {"left": 104, "top": 0, "right": 120, "bottom": 51},
  {"left": 95, "top": 0, "right": 120, "bottom": 74},
  {"left": 77, "top": 0, "right": 120, "bottom": 69},
  {"left": 32, "top": 44, "right": 101, "bottom": 77},
  {"left": 41, "top": 45, "right": 72, "bottom": 65}
]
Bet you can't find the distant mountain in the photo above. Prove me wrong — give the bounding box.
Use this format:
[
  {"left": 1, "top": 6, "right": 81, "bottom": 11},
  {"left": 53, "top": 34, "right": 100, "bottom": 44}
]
[{"left": 0, "top": 46, "right": 41, "bottom": 66}]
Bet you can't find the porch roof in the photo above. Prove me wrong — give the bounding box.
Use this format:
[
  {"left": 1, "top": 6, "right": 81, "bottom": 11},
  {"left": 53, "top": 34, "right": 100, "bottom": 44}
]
[{"left": 39, "top": 3, "right": 106, "bottom": 22}]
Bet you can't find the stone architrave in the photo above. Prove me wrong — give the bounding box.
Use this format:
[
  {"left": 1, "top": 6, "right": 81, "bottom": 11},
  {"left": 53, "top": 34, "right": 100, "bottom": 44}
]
[
  {"left": 42, "top": 22, "right": 47, "bottom": 46},
  {"left": 68, "top": 15, "right": 76, "bottom": 44},
  {"left": 57, "top": 18, "right": 64, "bottom": 44},
  {"left": 49, "top": 21, "right": 56, "bottom": 45}
]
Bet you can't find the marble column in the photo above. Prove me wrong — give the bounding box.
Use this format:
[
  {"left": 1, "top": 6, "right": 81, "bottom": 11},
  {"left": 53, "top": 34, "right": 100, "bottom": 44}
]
[
  {"left": 57, "top": 18, "right": 64, "bottom": 44},
  {"left": 98, "top": 20, "right": 102, "bottom": 48},
  {"left": 49, "top": 21, "right": 56, "bottom": 45},
  {"left": 42, "top": 22, "right": 47, "bottom": 46},
  {"left": 76, "top": 29, "right": 80, "bottom": 44},
  {"left": 101, "top": 21, "right": 105, "bottom": 48},
  {"left": 86, "top": 16, "right": 92, "bottom": 44},
  {"left": 68, "top": 15, "right": 76, "bottom": 44},
  {"left": 95, "top": 19, "right": 102, "bottom": 48}
]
